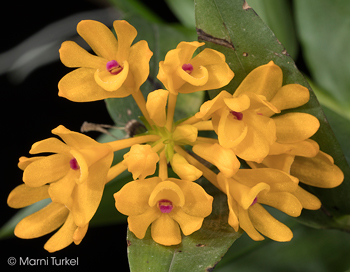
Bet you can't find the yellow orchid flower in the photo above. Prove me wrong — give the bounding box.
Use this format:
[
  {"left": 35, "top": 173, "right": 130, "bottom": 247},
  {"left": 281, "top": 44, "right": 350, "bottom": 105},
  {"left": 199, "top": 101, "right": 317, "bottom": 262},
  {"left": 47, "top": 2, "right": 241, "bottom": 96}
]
[
  {"left": 58, "top": 20, "right": 153, "bottom": 102},
  {"left": 157, "top": 41, "right": 234, "bottom": 95},
  {"left": 7, "top": 125, "right": 113, "bottom": 251},
  {"left": 195, "top": 61, "right": 315, "bottom": 163},
  {"left": 8, "top": 185, "right": 88, "bottom": 252},
  {"left": 217, "top": 169, "right": 301, "bottom": 242},
  {"left": 114, "top": 177, "right": 213, "bottom": 246}
]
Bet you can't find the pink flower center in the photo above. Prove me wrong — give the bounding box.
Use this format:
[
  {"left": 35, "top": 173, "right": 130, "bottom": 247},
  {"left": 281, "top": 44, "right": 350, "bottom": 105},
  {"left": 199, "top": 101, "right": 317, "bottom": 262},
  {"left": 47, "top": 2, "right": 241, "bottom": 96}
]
[
  {"left": 158, "top": 199, "right": 173, "bottom": 213},
  {"left": 230, "top": 110, "right": 243, "bottom": 120},
  {"left": 251, "top": 197, "right": 258, "bottom": 206},
  {"left": 182, "top": 63, "right": 194, "bottom": 74},
  {"left": 106, "top": 60, "right": 123, "bottom": 75},
  {"left": 70, "top": 158, "right": 80, "bottom": 170}
]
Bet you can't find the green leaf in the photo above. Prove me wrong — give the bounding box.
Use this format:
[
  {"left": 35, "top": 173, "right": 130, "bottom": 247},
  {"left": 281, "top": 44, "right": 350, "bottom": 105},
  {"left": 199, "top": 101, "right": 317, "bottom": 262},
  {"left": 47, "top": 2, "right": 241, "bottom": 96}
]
[
  {"left": 246, "top": 0, "right": 298, "bottom": 59},
  {"left": 195, "top": 0, "right": 350, "bottom": 227},
  {"left": 294, "top": 0, "right": 350, "bottom": 118},
  {"left": 127, "top": 178, "right": 242, "bottom": 272}
]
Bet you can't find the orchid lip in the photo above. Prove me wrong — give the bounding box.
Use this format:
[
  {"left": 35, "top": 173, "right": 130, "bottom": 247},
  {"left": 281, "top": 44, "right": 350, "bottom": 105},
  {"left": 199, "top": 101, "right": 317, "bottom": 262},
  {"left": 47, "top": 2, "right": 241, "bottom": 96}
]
[
  {"left": 230, "top": 110, "right": 243, "bottom": 120},
  {"left": 106, "top": 60, "right": 123, "bottom": 75},
  {"left": 158, "top": 199, "right": 173, "bottom": 213},
  {"left": 182, "top": 63, "right": 194, "bottom": 74},
  {"left": 70, "top": 158, "right": 80, "bottom": 170}
]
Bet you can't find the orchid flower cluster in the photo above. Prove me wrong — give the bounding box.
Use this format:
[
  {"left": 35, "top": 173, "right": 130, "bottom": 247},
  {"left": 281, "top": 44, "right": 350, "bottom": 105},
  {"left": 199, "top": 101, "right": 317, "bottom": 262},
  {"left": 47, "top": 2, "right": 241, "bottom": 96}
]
[{"left": 7, "top": 20, "right": 344, "bottom": 252}]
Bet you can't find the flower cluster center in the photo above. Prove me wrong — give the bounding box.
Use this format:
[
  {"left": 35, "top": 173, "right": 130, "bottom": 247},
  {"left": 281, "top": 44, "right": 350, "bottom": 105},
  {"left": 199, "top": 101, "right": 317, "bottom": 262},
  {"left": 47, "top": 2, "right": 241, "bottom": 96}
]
[
  {"left": 230, "top": 110, "right": 244, "bottom": 120},
  {"left": 106, "top": 60, "right": 123, "bottom": 75},
  {"left": 182, "top": 63, "right": 194, "bottom": 74},
  {"left": 69, "top": 158, "right": 80, "bottom": 170},
  {"left": 158, "top": 199, "right": 173, "bottom": 213}
]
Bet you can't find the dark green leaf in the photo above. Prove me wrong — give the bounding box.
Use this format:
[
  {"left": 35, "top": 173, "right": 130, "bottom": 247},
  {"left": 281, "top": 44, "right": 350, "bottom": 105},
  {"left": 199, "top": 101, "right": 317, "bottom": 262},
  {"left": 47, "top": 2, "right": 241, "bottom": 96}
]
[{"left": 195, "top": 0, "right": 350, "bottom": 228}]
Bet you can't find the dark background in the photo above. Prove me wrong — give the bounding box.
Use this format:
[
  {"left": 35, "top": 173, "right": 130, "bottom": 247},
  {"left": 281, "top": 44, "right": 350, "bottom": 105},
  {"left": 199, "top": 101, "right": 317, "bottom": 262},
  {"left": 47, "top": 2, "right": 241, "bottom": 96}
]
[{"left": 0, "top": 0, "right": 177, "bottom": 270}]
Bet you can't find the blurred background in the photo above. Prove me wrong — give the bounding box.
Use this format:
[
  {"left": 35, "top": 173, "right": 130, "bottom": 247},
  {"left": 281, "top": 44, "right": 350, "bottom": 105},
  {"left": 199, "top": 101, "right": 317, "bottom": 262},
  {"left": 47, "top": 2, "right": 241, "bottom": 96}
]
[{"left": 1, "top": 0, "right": 349, "bottom": 271}]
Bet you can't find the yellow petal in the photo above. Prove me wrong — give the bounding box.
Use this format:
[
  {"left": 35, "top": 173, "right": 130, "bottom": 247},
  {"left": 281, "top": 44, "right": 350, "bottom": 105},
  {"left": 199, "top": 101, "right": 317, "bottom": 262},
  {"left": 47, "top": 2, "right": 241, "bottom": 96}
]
[
  {"left": 14, "top": 202, "right": 69, "bottom": 239},
  {"left": 23, "top": 154, "right": 70, "bottom": 187},
  {"left": 71, "top": 154, "right": 112, "bottom": 226},
  {"left": 151, "top": 214, "right": 181, "bottom": 246},
  {"left": 73, "top": 224, "right": 89, "bottom": 245},
  {"left": 58, "top": 67, "right": 127, "bottom": 102},
  {"left": 77, "top": 20, "right": 118, "bottom": 60},
  {"left": 218, "top": 173, "right": 269, "bottom": 210},
  {"left": 173, "top": 124, "right": 198, "bottom": 144},
  {"left": 269, "top": 84, "right": 310, "bottom": 113},
  {"left": 44, "top": 212, "right": 76, "bottom": 253},
  {"left": 195, "top": 90, "right": 232, "bottom": 120},
  {"left": 268, "top": 139, "right": 319, "bottom": 157},
  {"left": 193, "top": 143, "right": 240, "bottom": 178},
  {"left": 113, "top": 20, "right": 137, "bottom": 62},
  {"left": 48, "top": 171, "right": 77, "bottom": 209},
  {"left": 29, "top": 137, "right": 71, "bottom": 155},
  {"left": 128, "top": 40, "right": 153, "bottom": 90},
  {"left": 234, "top": 168, "right": 298, "bottom": 193},
  {"left": 291, "top": 151, "right": 344, "bottom": 188},
  {"left": 52, "top": 125, "right": 97, "bottom": 149},
  {"left": 292, "top": 186, "right": 321, "bottom": 210},
  {"left": 273, "top": 112, "right": 320, "bottom": 143},
  {"left": 146, "top": 89, "right": 169, "bottom": 127},
  {"left": 176, "top": 41, "right": 204, "bottom": 63},
  {"left": 238, "top": 205, "right": 264, "bottom": 241},
  {"left": 171, "top": 153, "right": 203, "bottom": 182},
  {"left": 128, "top": 207, "right": 160, "bottom": 239},
  {"left": 233, "top": 61, "right": 282, "bottom": 101},
  {"left": 18, "top": 156, "right": 43, "bottom": 170},
  {"left": 249, "top": 203, "right": 293, "bottom": 242},
  {"left": 223, "top": 94, "right": 251, "bottom": 112},
  {"left": 227, "top": 193, "right": 240, "bottom": 232},
  {"left": 170, "top": 208, "right": 204, "bottom": 235},
  {"left": 176, "top": 65, "right": 209, "bottom": 86},
  {"left": 169, "top": 178, "right": 213, "bottom": 217},
  {"left": 217, "top": 108, "right": 248, "bottom": 148},
  {"left": 94, "top": 60, "right": 129, "bottom": 92},
  {"left": 258, "top": 191, "right": 303, "bottom": 217},
  {"left": 114, "top": 177, "right": 161, "bottom": 216},
  {"left": 59, "top": 41, "right": 106, "bottom": 68},
  {"left": 7, "top": 184, "right": 50, "bottom": 208},
  {"left": 254, "top": 154, "right": 295, "bottom": 173},
  {"left": 148, "top": 180, "right": 185, "bottom": 207}
]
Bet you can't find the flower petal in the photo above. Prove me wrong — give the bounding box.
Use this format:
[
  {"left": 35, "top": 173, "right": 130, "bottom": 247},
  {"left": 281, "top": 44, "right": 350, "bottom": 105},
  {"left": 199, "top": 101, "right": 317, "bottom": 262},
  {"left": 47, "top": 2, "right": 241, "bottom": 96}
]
[
  {"left": 169, "top": 178, "right": 213, "bottom": 217},
  {"left": 170, "top": 208, "right": 204, "bottom": 235},
  {"left": 234, "top": 168, "right": 298, "bottom": 193},
  {"left": 48, "top": 171, "right": 77, "bottom": 209},
  {"left": 148, "top": 180, "right": 185, "bottom": 207},
  {"left": 233, "top": 61, "right": 282, "bottom": 101},
  {"left": 114, "top": 20, "right": 137, "bottom": 62},
  {"left": 176, "top": 65, "right": 209, "bottom": 86},
  {"left": 258, "top": 191, "right": 303, "bottom": 217},
  {"left": 273, "top": 112, "right": 320, "bottom": 143},
  {"left": 29, "top": 137, "right": 71, "bottom": 155},
  {"left": 128, "top": 207, "right": 160, "bottom": 239},
  {"left": 195, "top": 90, "right": 232, "bottom": 120},
  {"left": 249, "top": 203, "right": 293, "bottom": 242},
  {"left": 146, "top": 89, "right": 169, "bottom": 127},
  {"left": 71, "top": 154, "right": 112, "bottom": 226},
  {"left": 94, "top": 60, "right": 130, "bottom": 93},
  {"left": 44, "top": 212, "right": 76, "bottom": 253},
  {"left": 292, "top": 186, "right": 321, "bottom": 210},
  {"left": 217, "top": 108, "right": 248, "bottom": 149},
  {"left": 52, "top": 125, "right": 99, "bottom": 149},
  {"left": 291, "top": 151, "right": 344, "bottom": 188},
  {"left": 23, "top": 154, "right": 70, "bottom": 187},
  {"left": 176, "top": 41, "right": 204, "bottom": 63},
  {"left": 268, "top": 139, "right": 319, "bottom": 157},
  {"left": 173, "top": 124, "right": 198, "bottom": 144},
  {"left": 58, "top": 67, "right": 123, "bottom": 102},
  {"left": 193, "top": 143, "right": 240, "bottom": 178},
  {"left": 114, "top": 177, "right": 161, "bottom": 216},
  {"left": 77, "top": 20, "right": 118, "bottom": 60},
  {"left": 73, "top": 224, "right": 89, "bottom": 245},
  {"left": 171, "top": 153, "right": 202, "bottom": 182},
  {"left": 59, "top": 41, "right": 106, "bottom": 68},
  {"left": 14, "top": 202, "right": 69, "bottom": 239},
  {"left": 7, "top": 184, "right": 50, "bottom": 208},
  {"left": 151, "top": 214, "right": 182, "bottom": 245},
  {"left": 238, "top": 205, "right": 264, "bottom": 241}
]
